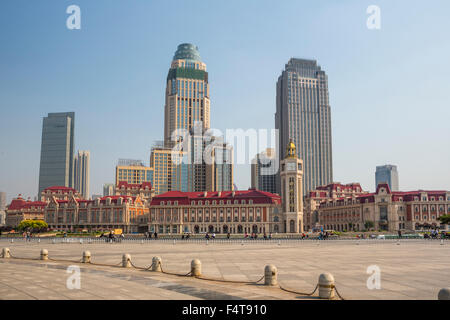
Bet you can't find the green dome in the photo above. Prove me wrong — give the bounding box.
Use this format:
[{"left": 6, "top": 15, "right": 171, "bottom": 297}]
[{"left": 173, "top": 43, "right": 202, "bottom": 62}]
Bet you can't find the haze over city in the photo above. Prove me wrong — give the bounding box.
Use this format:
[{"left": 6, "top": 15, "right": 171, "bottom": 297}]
[{"left": 1, "top": 0, "right": 450, "bottom": 202}]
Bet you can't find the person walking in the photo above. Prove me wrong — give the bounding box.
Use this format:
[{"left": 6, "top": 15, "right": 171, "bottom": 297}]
[{"left": 227, "top": 232, "right": 230, "bottom": 239}]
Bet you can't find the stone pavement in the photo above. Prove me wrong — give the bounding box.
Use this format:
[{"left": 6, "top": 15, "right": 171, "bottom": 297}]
[{"left": 0, "top": 239, "right": 448, "bottom": 300}]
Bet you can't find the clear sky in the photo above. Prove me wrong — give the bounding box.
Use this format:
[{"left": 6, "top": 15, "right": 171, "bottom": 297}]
[{"left": 1, "top": 0, "right": 449, "bottom": 203}]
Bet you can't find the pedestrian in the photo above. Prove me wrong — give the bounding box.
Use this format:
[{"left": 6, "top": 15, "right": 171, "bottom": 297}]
[
  {"left": 269, "top": 233, "right": 272, "bottom": 240},
  {"left": 227, "top": 232, "right": 230, "bottom": 239},
  {"left": 263, "top": 232, "right": 267, "bottom": 240},
  {"left": 154, "top": 231, "right": 158, "bottom": 239},
  {"left": 212, "top": 233, "right": 216, "bottom": 239}
]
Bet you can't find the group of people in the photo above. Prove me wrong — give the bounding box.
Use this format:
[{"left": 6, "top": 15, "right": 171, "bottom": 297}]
[
  {"left": 244, "top": 232, "right": 273, "bottom": 240},
  {"left": 144, "top": 231, "right": 158, "bottom": 239},
  {"left": 425, "top": 229, "right": 442, "bottom": 239},
  {"left": 318, "top": 231, "right": 330, "bottom": 240},
  {"left": 22, "top": 231, "right": 32, "bottom": 241}
]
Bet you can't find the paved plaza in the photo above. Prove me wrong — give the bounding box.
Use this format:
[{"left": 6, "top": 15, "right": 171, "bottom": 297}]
[{"left": 0, "top": 239, "right": 449, "bottom": 300}]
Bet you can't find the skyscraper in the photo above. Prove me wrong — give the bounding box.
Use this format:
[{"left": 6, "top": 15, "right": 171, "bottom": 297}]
[
  {"left": 74, "top": 150, "right": 90, "bottom": 199},
  {"left": 375, "top": 165, "right": 399, "bottom": 191},
  {"left": 275, "top": 58, "right": 333, "bottom": 196},
  {"left": 251, "top": 148, "right": 277, "bottom": 194},
  {"left": 164, "top": 43, "right": 210, "bottom": 146},
  {"left": 152, "top": 43, "right": 233, "bottom": 194},
  {"left": 38, "top": 112, "right": 75, "bottom": 198},
  {"left": 0, "top": 191, "right": 6, "bottom": 210},
  {"left": 103, "top": 183, "right": 115, "bottom": 197}
]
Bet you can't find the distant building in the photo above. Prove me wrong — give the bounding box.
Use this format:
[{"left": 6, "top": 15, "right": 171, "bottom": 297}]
[
  {"left": 40, "top": 186, "right": 81, "bottom": 202},
  {"left": 5, "top": 195, "right": 46, "bottom": 227},
  {"left": 116, "top": 181, "right": 154, "bottom": 203},
  {"left": 0, "top": 210, "right": 5, "bottom": 226},
  {"left": 318, "top": 184, "right": 450, "bottom": 232},
  {"left": 74, "top": 150, "right": 90, "bottom": 199},
  {"left": 103, "top": 183, "right": 115, "bottom": 197},
  {"left": 45, "top": 195, "right": 149, "bottom": 233},
  {"left": 115, "top": 159, "right": 154, "bottom": 186},
  {"left": 164, "top": 43, "right": 210, "bottom": 146},
  {"left": 275, "top": 58, "right": 333, "bottom": 196},
  {"left": 149, "top": 189, "right": 281, "bottom": 235},
  {"left": 38, "top": 112, "right": 75, "bottom": 198},
  {"left": 303, "top": 182, "right": 368, "bottom": 231},
  {"left": 251, "top": 148, "right": 277, "bottom": 194},
  {"left": 376, "top": 165, "right": 399, "bottom": 191},
  {"left": 0, "top": 191, "right": 6, "bottom": 210}
]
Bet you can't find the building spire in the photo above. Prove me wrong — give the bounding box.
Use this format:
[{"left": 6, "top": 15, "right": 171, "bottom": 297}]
[{"left": 286, "top": 140, "right": 297, "bottom": 159}]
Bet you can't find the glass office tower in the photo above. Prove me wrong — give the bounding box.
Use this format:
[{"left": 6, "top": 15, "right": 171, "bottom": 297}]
[
  {"left": 275, "top": 58, "right": 333, "bottom": 196},
  {"left": 38, "top": 112, "right": 75, "bottom": 198}
]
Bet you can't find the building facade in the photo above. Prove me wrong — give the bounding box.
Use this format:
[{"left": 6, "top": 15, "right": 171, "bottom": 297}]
[
  {"left": 304, "top": 182, "right": 367, "bottom": 231},
  {"left": 74, "top": 150, "right": 90, "bottom": 199},
  {"left": 45, "top": 195, "right": 149, "bottom": 233},
  {"left": 376, "top": 165, "right": 399, "bottom": 191},
  {"left": 116, "top": 181, "right": 154, "bottom": 203},
  {"left": 40, "top": 186, "right": 82, "bottom": 202},
  {"left": 115, "top": 159, "right": 154, "bottom": 186},
  {"left": 251, "top": 148, "right": 277, "bottom": 194},
  {"left": 318, "top": 183, "right": 450, "bottom": 232},
  {"left": 148, "top": 190, "right": 282, "bottom": 235},
  {"left": 38, "top": 112, "right": 75, "bottom": 198},
  {"left": 5, "top": 195, "right": 46, "bottom": 227},
  {"left": 275, "top": 58, "right": 332, "bottom": 196}
]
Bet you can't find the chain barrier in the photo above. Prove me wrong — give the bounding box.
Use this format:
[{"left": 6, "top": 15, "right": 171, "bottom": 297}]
[{"left": 2, "top": 249, "right": 344, "bottom": 299}]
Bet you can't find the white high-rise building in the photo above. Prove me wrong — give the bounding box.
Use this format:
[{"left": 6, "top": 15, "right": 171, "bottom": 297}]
[{"left": 74, "top": 150, "right": 90, "bottom": 199}]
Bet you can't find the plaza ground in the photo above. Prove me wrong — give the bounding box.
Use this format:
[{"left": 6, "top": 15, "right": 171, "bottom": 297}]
[{"left": 0, "top": 239, "right": 448, "bottom": 300}]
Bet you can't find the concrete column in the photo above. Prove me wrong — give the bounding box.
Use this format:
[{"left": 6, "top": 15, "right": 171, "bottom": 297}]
[
  {"left": 82, "top": 251, "right": 91, "bottom": 263},
  {"left": 264, "top": 264, "right": 278, "bottom": 286},
  {"left": 40, "top": 249, "right": 48, "bottom": 260},
  {"left": 191, "top": 259, "right": 201, "bottom": 277},
  {"left": 318, "top": 273, "right": 335, "bottom": 299},
  {"left": 438, "top": 288, "right": 450, "bottom": 300},
  {"left": 152, "top": 256, "right": 162, "bottom": 272},
  {"left": 2, "top": 248, "right": 10, "bottom": 258},
  {"left": 122, "top": 254, "right": 131, "bottom": 268}
]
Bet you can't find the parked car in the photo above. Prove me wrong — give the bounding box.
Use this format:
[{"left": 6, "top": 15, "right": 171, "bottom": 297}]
[{"left": 376, "top": 235, "right": 386, "bottom": 239}]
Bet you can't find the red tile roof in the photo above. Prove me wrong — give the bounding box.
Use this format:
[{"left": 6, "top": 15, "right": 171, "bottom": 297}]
[
  {"left": 7, "top": 197, "right": 46, "bottom": 211},
  {"left": 151, "top": 189, "right": 281, "bottom": 205}
]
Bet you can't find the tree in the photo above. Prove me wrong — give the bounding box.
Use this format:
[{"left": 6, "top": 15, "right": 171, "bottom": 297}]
[
  {"left": 364, "top": 221, "right": 375, "bottom": 230},
  {"left": 439, "top": 214, "right": 450, "bottom": 225},
  {"left": 17, "top": 220, "right": 48, "bottom": 233}
]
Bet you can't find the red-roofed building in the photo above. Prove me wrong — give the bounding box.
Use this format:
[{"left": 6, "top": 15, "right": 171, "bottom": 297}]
[
  {"left": 45, "top": 194, "right": 149, "bottom": 233},
  {"left": 5, "top": 195, "right": 46, "bottom": 227},
  {"left": 148, "top": 189, "right": 282, "bottom": 234},
  {"left": 318, "top": 183, "right": 450, "bottom": 232},
  {"left": 304, "top": 182, "right": 368, "bottom": 231},
  {"left": 41, "top": 186, "right": 82, "bottom": 202},
  {"left": 116, "top": 181, "right": 154, "bottom": 202}
]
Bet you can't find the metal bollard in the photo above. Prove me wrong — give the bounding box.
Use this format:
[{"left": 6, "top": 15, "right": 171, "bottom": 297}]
[
  {"left": 52, "top": 239, "right": 56, "bottom": 244},
  {"left": 152, "top": 256, "right": 162, "bottom": 272},
  {"left": 40, "top": 249, "right": 48, "bottom": 260},
  {"left": 2, "top": 248, "right": 11, "bottom": 258},
  {"left": 89, "top": 238, "right": 92, "bottom": 244},
  {"left": 278, "top": 240, "right": 281, "bottom": 246},
  {"left": 396, "top": 239, "right": 400, "bottom": 245},
  {"left": 241, "top": 240, "right": 244, "bottom": 246},
  {"left": 38, "top": 239, "right": 41, "bottom": 243},
  {"left": 82, "top": 251, "right": 91, "bottom": 263},
  {"left": 438, "top": 288, "right": 450, "bottom": 300},
  {"left": 441, "top": 239, "right": 444, "bottom": 245},
  {"left": 264, "top": 264, "right": 278, "bottom": 286},
  {"left": 318, "top": 273, "right": 335, "bottom": 299},
  {"left": 174, "top": 239, "right": 176, "bottom": 245},
  {"left": 141, "top": 240, "right": 144, "bottom": 244},
  {"left": 10, "top": 239, "right": 14, "bottom": 243},
  {"left": 191, "top": 259, "right": 202, "bottom": 277},
  {"left": 122, "top": 254, "right": 131, "bottom": 268},
  {"left": 80, "top": 239, "right": 83, "bottom": 244},
  {"left": 206, "top": 240, "right": 209, "bottom": 245}
]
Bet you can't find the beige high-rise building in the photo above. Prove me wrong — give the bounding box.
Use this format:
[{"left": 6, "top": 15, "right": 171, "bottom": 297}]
[
  {"left": 74, "top": 150, "right": 90, "bottom": 199},
  {"left": 164, "top": 43, "right": 210, "bottom": 146}
]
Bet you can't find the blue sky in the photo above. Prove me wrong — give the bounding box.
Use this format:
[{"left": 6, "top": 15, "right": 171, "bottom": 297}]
[{"left": 1, "top": 0, "right": 449, "bottom": 202}]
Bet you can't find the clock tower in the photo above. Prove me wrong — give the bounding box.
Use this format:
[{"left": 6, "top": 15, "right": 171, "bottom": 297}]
[{"left": 280, "top": 140, "right": 304, "bottom": 233}]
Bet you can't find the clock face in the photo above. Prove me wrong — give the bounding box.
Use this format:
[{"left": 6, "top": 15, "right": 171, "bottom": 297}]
[{"left": 286, "top": 162, "right": 296, "bottom": 172}]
